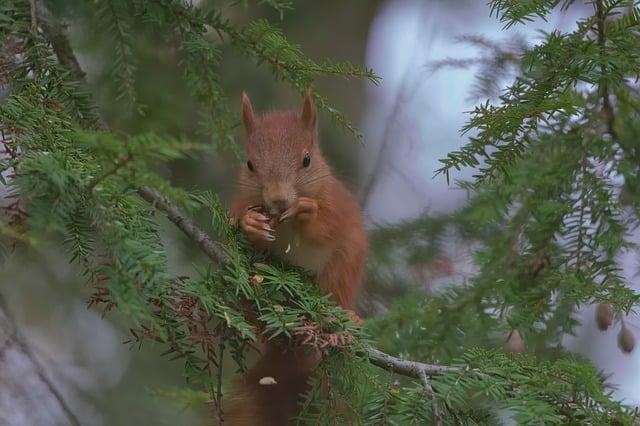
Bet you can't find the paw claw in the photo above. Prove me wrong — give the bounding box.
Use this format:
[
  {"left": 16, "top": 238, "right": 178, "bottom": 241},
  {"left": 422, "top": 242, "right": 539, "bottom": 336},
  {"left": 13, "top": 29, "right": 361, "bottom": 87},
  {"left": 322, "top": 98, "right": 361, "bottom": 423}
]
[
  {"left": 279, "top": 210, "right": 293, "bottom": 223},
  {"left": 279, "top": 198, "right": 318, "bottom": 224},
  {"left": 241, "top": 209, "right": 276, "bottom": 243}
]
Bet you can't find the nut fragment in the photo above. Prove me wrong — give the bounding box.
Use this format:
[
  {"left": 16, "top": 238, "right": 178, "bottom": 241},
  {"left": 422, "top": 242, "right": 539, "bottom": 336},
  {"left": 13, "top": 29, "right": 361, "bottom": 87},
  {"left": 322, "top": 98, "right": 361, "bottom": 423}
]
[
  {"left": 595, "top": 303, "right": 615, "bottom": 331},
  {"left": 618, "top": 326, "right": 636, "bottom": 354},
  {"left": 259, "top": 376, "right": 277, "bottom": 385},
  {"left": 249, "top": 274, "right": 264, "bottom": 285}
]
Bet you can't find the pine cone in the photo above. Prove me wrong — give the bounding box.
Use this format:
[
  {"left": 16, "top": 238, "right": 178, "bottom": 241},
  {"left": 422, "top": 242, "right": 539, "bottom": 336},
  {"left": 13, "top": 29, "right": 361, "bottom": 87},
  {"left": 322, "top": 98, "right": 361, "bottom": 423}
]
[
  {"left": 617, "top": 326, "right": 636, "bottom": 354},
  {"left": 595, "top": 303, "right": 614, "bottom": 331}
]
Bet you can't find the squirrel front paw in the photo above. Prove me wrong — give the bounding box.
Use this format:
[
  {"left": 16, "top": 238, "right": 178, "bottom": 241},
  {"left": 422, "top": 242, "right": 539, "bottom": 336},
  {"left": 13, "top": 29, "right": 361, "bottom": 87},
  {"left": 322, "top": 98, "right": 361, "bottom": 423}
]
[
  {"left": 241, "top": 209, "right": 275, "bottom": 243},
  {"left": 279, "top": 197, "right": 318, "bottom": 223}
]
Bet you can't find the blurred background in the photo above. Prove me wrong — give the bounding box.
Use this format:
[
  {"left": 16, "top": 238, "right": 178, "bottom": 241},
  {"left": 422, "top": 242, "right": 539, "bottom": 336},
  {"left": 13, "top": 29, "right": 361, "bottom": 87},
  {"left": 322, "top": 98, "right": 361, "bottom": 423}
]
[{"left": 1, "top": 0, "right": 639, "bottom": 424}]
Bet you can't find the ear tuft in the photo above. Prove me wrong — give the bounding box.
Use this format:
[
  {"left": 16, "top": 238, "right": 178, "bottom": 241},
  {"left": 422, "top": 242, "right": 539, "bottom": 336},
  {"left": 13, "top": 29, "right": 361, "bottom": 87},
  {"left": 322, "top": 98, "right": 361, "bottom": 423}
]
[
  {"left": 301, "top": 88, "right": 316, "bottom": 130},
  {"left": 242, "top": 92, "right": 255, "bottom": 133}
]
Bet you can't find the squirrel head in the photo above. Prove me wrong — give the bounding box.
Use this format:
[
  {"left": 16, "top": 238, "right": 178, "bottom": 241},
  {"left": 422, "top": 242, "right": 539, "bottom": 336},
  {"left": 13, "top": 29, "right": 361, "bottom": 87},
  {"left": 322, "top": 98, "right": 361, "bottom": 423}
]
[{"left": 239, "top": 90, "right": 330, "bottom": 216}]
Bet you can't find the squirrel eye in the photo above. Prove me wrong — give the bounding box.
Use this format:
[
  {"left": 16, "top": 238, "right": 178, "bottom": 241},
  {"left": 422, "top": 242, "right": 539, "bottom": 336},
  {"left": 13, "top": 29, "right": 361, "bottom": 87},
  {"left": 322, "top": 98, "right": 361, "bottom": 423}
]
[
  {"left": 302, "top": 152, "right": 311, "bottom": 168},
  {"left": 247, "top": 160, "right": 254, "bottom": 172}
]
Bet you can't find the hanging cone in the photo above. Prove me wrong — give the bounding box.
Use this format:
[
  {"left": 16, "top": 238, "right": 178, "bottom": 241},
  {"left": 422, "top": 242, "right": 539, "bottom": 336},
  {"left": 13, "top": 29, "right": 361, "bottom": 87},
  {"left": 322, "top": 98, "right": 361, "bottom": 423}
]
[
  {"left": 618, "top": 326, "right": 636, "bottom": 354},
  {"left": 595, "top": 303, "right": 614, "bottom": 331}
]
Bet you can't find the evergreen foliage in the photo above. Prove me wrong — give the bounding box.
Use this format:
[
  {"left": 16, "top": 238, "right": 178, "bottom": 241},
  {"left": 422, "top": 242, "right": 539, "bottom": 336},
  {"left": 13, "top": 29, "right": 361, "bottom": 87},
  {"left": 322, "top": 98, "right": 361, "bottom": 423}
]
[{"left": 1, "top": 0, "right": 639, "bottom": 424}]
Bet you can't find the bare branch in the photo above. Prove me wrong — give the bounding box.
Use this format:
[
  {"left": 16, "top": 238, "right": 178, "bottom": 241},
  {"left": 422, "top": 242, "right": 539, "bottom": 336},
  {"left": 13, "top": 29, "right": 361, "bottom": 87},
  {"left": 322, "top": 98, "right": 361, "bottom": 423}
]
[{"left": 366, "top": 347, "right": 462, "bottom": 378}]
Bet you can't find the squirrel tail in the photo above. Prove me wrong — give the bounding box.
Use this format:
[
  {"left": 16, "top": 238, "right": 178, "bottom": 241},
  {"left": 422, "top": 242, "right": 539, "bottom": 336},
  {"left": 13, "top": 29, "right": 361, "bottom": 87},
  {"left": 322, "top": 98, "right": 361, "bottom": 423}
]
[{"left": 223, "top": 343, "right": 320, "bottom": 426}]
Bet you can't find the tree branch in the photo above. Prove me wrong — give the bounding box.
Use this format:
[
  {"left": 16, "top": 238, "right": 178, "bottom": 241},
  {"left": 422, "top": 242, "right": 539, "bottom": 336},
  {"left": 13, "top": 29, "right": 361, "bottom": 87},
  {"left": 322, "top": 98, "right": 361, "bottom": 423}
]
[
  {"left": 35, "top": 0, "right": 463, "bottom": 386},
  {"left": 35, "top": 0, "right": 85, "bottom": 81},
  {"left": 137, "top": 187, "right": 228, "bottom": 265},
  {"left": 366, "top": 347, "right": 461, "bottom": 378}
]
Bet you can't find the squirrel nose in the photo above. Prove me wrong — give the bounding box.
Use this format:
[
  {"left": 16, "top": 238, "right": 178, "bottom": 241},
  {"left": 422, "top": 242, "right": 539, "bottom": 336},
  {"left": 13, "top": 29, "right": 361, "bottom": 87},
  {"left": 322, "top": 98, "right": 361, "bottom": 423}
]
[{"left": 270, "top": 198, "right": 290, "bottom": 215}]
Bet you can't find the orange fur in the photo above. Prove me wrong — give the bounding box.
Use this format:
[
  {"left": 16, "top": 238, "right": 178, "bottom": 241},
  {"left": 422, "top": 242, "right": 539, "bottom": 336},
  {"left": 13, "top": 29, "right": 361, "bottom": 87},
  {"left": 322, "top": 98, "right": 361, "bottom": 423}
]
[{"left": 224, "top": 91, "right": 366, "bottom": 425}]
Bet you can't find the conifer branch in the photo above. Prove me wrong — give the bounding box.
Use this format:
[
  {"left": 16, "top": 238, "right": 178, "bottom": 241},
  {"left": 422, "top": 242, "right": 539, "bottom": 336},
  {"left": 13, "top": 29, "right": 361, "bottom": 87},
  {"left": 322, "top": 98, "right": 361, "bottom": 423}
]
[
  {"left": 32, "top": 1, "right": 463, "bottom": 384},
  {"left": 19, "top": 2, "right": 636, "bottom": 422},
  {"left": 139, "top": 182, "right": 465, "bottom": 380},
  {"left": 137, "top": 186, "right": 229, "bottom": 266}
]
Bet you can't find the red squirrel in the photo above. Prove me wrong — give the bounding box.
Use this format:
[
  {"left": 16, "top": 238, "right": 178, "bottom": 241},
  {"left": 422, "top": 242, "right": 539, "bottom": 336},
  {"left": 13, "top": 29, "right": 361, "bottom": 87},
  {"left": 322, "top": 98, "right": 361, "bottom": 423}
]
[{"left": 224, "top": 90, "right": 367, "bottom": 425}]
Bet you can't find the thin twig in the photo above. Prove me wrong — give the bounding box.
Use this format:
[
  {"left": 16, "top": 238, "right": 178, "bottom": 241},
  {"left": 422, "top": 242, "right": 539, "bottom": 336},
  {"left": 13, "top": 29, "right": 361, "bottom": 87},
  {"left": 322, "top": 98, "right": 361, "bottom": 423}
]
[
  {"left": 420, "top": 369, "right": 443, "bottom": 426},
  {"left": 28, "top": 0, "right": 38, "bottom": 35},
  {"left": 85, "top": 155, "right": 131, "bottom": 191},
  {"left": 596, "top": 0, "right": 617, "bottom": 138},
  {"left": 216, "top": 333, "right": 225, "bottom": 426}
]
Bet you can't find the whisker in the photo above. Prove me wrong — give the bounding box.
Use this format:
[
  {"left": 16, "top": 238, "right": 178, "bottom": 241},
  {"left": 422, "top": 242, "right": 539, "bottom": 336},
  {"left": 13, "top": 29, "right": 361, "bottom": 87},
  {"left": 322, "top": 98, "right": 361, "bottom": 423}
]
[
  {"left": 238, "top": 177, "right": 259, "bottom": 184},
  {"left": 237, "top": 181, "right": 261, "bottom": 190},
  {"left": 297, "top": 171, "right": 330, "bottom": 182},
  {"left": 298, "top": 173, "right": 331, "bottom": 186},
  {"left": 237, "top": 182, "right": 261, "bottom": 189}
]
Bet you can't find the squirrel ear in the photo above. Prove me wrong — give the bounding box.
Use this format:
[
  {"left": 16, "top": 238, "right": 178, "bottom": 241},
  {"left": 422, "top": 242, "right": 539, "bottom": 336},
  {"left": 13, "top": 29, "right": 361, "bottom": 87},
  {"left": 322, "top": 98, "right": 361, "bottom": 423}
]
[
  {"left": 301, "top": 88, "right": 316, "bottom": 130},
  {"left": 242, "top": 92, "right": 255, "bottom": 133}
]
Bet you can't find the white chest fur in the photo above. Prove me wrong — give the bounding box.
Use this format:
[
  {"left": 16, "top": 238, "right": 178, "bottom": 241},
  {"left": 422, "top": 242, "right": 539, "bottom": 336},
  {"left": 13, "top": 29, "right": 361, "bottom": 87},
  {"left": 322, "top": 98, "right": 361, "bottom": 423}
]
[{"left": 270, "top": 223, "right": 332, "bottom": 275}]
